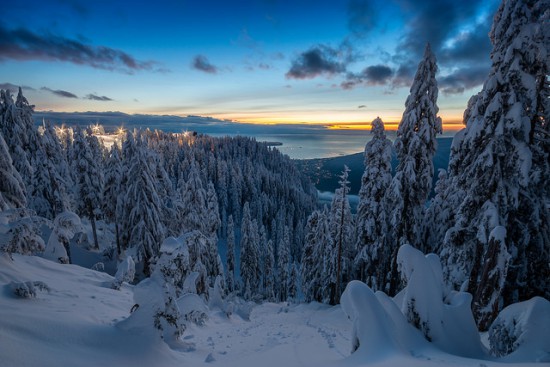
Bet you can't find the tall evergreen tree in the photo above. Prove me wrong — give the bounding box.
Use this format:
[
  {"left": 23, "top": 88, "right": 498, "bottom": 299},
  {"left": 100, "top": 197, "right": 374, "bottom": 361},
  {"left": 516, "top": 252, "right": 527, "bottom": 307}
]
[
  {"left": 240, "top": 202, "right": 261, "bottom": 298},
  {"left": 354, "top": 117, "right": 393, "bottom": 291},
  {"left": 440, "top": 0, "right": 550, "bottom": 329},
  {"left": 103, "top": 143, "right": 123, "bottom": 254},
  {"left": 329, "top": 166, "right": 354, "bottom": 304},
  {"left": 225, "top": 214, "right": 236, "bottom": 293},
  {"left": 73, "top": 128, "right": 103, "bottom": 249},
  {"left": 123, "top": 131, "right": 165, "bottom": 276},
  {"left": 0, "top": 130, "right": 26, "bottom": 210},
  {"left": 277, "top": 225, "right": 291, "bottom": 302},
  {"left": 387, "top": 43, "right": 442, "bottom": 295},
  {"left": 264, "top": 239, "right": 276, "bottom": 300},
  {"left": 390, "top": 43, "right": 442, "bottom": 250}
]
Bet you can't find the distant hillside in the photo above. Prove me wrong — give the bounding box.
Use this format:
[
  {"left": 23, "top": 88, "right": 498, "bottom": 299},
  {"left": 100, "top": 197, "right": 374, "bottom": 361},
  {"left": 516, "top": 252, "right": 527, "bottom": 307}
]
[{"left": 295, "top": 137, "right": 453, "bottom": 197}]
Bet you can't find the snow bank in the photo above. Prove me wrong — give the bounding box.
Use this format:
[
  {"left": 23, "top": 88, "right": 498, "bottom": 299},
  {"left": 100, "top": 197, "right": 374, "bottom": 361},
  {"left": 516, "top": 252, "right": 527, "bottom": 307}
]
[
  {"left": 341, "top": 280, "right": 426, "bottom": 361},
  {"left": 397, "top": 244, "right": 485, "bottom": 358},
  {"left": 489, "top": 297, "right": 550, "bottom": 362},
  {"left": 342, "top": 245, "right": 486, "bottom": 363}
]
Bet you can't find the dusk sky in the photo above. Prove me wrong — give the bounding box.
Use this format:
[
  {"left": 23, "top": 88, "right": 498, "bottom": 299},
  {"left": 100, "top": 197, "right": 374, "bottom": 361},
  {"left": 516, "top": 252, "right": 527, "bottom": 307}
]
[{"left": 0, "top": 0, "right": 500, "bottom": 130}]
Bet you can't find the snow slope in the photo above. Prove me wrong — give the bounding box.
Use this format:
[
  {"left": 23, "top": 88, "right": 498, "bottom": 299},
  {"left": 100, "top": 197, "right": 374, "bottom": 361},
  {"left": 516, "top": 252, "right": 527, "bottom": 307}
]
[{"left": 0, "top": 254, "right": 545, "bottom": 367}]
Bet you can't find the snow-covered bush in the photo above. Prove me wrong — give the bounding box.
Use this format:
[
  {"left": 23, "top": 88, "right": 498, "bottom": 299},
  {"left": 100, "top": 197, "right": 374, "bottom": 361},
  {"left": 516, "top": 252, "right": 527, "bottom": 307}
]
[
  {"left": 488, "top": 297, "right": 550, "bottom": 362},
  {"left": 342, "top": 244, "right": 485, "bottom": 359},
  {"left": 0, "top": 209, "right": 46, "bottom": 256},
  {"left": 43, "top": 211, "right": 81, "bottom": 264},
  {"left": 178, "top": 293, "right": 209, "bottom": 326},
  {"left": 10, "top": 280, "right": 50, "bottom": 298},
  {"left": 112, "top": 255, "right": 135, "bottom": 290}
]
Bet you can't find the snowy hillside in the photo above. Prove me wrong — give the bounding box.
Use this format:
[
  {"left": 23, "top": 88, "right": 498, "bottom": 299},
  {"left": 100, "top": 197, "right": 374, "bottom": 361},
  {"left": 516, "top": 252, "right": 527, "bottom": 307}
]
[{"left": 1, "top": 254, "right": 547, "bottom": 367}]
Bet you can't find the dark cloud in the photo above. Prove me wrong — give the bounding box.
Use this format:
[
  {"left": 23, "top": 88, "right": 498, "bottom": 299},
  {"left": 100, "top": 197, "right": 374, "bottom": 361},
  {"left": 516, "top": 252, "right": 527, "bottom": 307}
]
[
  {"left": 439, "top": 66, "right": 489, "bottom": 95},
  {"left": 395, "top": 0, "right": 482, "bottom": 59},
  {"left": 348, "top": 0, "right": 377, "bottom": 37},
  {"left": 286, "top": 45, "right": 346, "bottom": 79},
  {"left": 391, "top": 63, "right": 416, "bottom": 88},
  {"left": 0, "top": 83, "right": 34, "bottom": 93},
  {"left": 439, "top": 18, "right": 493, "bottom": 65},
  {"left": 0, "top": 25, "right": 160, "bottom": 73},
  {"left": 41, "top": 87, "right": 78, "bottom": 98},
  {"left": 192, "top": 55, "right": 217, "bottom": 74},
  {"left": 85, "top": 93, "right": 113, "bottom": 101},
  {"left": 389, "top": 0, "right": 497, "bottom": 92},
  {"left": 342, "top": 64, "right": 393, "bottom": 89},
  {"left": 358, "top": 105, "right": 366, "bottom": 109}
]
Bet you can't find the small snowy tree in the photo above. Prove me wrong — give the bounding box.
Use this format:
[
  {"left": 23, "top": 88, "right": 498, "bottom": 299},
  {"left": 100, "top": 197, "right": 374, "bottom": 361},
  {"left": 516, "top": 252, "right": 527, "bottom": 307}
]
[{"left": 44, "top": 211, "right": 82, "bottom": 264}]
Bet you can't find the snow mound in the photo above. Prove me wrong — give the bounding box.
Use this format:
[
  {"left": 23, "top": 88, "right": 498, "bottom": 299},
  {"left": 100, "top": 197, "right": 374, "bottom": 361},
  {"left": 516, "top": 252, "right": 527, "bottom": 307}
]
[
  {"left": 341, "top": 280, "right": 425, "bottom": 361},
  {"left": 489, "top": 296, "right": 550, "bottom": 362},
  {"left": 396, "top": 244, "right": 485, "bottom": 358}
]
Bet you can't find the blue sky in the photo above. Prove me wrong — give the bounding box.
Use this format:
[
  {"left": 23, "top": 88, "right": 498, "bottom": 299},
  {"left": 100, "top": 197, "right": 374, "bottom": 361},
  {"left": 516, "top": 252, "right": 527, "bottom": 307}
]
[{"left": 0, "top": 0, "right": 500, "bottom": 129}]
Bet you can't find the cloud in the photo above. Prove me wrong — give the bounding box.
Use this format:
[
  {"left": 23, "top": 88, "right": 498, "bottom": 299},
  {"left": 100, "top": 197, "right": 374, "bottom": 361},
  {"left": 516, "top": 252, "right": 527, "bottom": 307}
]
[
  {"left": 395, "top": 0, "right": 482, "bottom": 59},
  {"left": 0, "top": 83, "right": 34, "bottom": 93},
  {"left": 439, "top": 66, "right": 489, "bottom": 95},
  {"left": 41, "top": 87, "right": 78, "bottom": 98},
  {"left": 0, "top": 25, "right": 160, "bottom": 73},
  {"left": 192, "top": 55, "right": 217, "bottom": 74},
  {"left": 286, "top": 45, "right": 346, "bottom": 79},
  {"left": 347, "top": 0, "right": 378, "bottom": 37},
  {"left": 85, "top": 93, "right": 113, "bottom": 101},
  {"left": 438, "top": 17, "right": 493, "bottom": 65},
  {"left": 342, "top": 64, "right": 394, "bottom": 89},
  {"left": 358, "top": 105, "right": 366, "bottom": 109}
]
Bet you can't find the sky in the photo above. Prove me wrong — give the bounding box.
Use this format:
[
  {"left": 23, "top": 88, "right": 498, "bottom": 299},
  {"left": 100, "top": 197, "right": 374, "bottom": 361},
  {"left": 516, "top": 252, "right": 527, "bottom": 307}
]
[{"left": 0, "top": 0, "right": 500, "bottom": 131}]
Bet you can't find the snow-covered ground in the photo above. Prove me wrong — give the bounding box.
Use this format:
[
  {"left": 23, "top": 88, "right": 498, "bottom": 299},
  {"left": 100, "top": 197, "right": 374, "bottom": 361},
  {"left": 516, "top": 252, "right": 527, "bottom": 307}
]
[{"left": 0, "top": 254, "right": 545, "bottom": 367}]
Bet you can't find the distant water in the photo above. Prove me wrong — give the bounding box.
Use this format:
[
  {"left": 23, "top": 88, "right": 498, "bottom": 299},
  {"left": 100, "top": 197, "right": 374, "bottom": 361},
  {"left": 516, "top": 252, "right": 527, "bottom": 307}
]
[
  {"left": 34, "top": 111, "right": 459, "bottom": 160},
  {"left": 210, "top": 130, "right": 377, "bottom": 159}
]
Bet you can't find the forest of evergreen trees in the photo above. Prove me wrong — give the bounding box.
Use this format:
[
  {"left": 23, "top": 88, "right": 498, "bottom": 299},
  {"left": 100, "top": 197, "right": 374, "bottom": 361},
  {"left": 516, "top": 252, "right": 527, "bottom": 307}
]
[{"left": 0, "top": 0, "right": 547, "bottom": 336}]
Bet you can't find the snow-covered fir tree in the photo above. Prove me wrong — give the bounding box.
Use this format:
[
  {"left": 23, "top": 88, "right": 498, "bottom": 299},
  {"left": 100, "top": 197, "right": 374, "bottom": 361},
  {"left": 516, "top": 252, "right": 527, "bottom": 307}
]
[
  {"left": 122, "top": 131, "right": 165, "bottom": 276},
  {"left": 239, "top": 202, "right": 261, "bottom": 299},
  {"left": 277, "top": 225, "right": 291, "bottom": 302},
  {"left": 0, "top": 88, "right": 35, "bottom": 189},
  {"left": 225, "top": 214, "right": 236, "bottom": 293},
  {"left": 328, "top": 166, "right": 355, "bottom": 304},
  {"left": 73, "top": 127, "right": 104, "bottom": 249},
  {"left": 354, "top": 117, "right": 393, "bottom": 292},
  {"left": 0, "top": 130, "right": 26, "bottom": 210},
  {"left": 264, "top": 238, "right": 276, "bottom": 300},
  {"left": 388, "top": 43, "right": 442, "bottom": 294},
  {"left": 440, "top": 0, "right": 550, "bottom": 329},
  {"left": 301, "top": 208, "right": 331, "bottom": 303},
  {"left": 103, "top": 143, "right": 123, "bottom": 254}
]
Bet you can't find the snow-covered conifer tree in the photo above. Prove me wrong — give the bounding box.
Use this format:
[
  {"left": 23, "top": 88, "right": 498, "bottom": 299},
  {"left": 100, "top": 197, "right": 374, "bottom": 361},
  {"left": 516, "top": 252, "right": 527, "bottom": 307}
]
[
  {"left": 123, "top": 131, "right": 165, "bottom": 276},
  {"left": 103, "top": 143, "right": 123, "bottom": 254},
  {"left": 277, "top": 225, "right": 291, "bottom": 302},
  {"left": 329, "top": 166, "right": 355, "bottom": 304},
  {"left": 354, "top": 117, "right": 393, "bottom": 291},
  {"left": 225, "top": 214, "right": 236, "bottom": 293},
  {"left": 440, "top": 0, "right": 550, "bottom": 328},
  {"left": 264, "top": 239, "right": 276, "bottom": 300},
  {"left": 73, "top": 128, "right": 104, "bottom": 249},
  {"left": 0, "top": 131, "right": 26, "bottom": 210},
  {"left": 390, "top": 43, "right": 442, "bottom": 250},
  {"left": 240, "top": 202, "right": 261, "bottom": 298}
]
